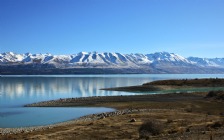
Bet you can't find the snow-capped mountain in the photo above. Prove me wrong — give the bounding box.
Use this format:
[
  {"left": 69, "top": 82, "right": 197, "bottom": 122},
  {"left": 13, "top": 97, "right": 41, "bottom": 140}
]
[
  {"left": 0, "top": 51, "right": 191, "bottom": 67},
  {"left": 188, "top": 57, "right": 224, "bottom": 68},
  {"left": 0, "top": 51, "right": 224, "bottom": 74},
  {"left": 146, "top": 52, "right": 192, "bottom": 66}
]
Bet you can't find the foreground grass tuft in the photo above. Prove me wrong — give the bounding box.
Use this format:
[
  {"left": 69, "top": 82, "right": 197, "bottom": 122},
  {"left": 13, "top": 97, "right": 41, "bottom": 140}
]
[{"left": 139, "top": 119, "right": 164, "bottom": 138}]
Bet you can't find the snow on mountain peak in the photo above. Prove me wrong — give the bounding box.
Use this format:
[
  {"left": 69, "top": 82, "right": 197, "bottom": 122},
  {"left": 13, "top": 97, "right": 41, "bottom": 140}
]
[
  {"left": 0, "top": 51, "right": 223, "bottom": 68},
  {"left": 78, "top": 52, "right": 89, "bottom": 55}
]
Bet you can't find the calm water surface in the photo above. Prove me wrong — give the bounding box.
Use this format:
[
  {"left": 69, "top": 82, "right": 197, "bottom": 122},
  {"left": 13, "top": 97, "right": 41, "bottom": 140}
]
[{"left": 1, "top": 74, "right": 224, "bottom": 128}]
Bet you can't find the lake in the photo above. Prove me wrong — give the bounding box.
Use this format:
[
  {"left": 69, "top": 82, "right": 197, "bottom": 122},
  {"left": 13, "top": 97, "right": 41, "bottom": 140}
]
[{"left": 1, "top": 74, "right": 224, "bottom": 128}]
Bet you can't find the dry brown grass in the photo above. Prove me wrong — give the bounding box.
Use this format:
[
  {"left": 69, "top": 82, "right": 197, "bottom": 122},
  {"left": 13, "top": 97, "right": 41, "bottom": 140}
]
[{"left": 2, "top": 96, "right": 224, "bottom": 139}]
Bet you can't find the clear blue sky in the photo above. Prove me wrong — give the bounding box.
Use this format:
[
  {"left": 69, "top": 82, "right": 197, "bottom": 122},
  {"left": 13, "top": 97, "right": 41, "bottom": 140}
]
[{"left": 0, "top": 0, "right": 224, "bottom": 58}]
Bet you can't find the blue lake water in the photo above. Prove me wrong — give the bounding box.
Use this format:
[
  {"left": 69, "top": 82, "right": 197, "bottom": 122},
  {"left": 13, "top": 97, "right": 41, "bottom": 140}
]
[{"left": 1, "top": 74, "right": 224, "bottom": 128}]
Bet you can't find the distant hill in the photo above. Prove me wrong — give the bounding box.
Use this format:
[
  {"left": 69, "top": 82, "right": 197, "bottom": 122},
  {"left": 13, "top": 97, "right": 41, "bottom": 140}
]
[{"left": 0, "top": 52, "right": 224, "bottom": 74}]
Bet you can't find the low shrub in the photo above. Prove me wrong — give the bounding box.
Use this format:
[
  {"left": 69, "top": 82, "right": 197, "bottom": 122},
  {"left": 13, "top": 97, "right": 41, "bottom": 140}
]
[
  {"left": 167, "top": 119, "right": 173, "bottom": 124},
  {"left": 206, "top": 91, "right": 218, "bottom": 98},
  {"left": 139, "top": 119, "right": 164, "bottom": 138},
  {"left": 206, "top": 91, "right": 224, "bottom": 100},
  {"left": 210, "top": 120, "right": 224, "bottom": 129}
]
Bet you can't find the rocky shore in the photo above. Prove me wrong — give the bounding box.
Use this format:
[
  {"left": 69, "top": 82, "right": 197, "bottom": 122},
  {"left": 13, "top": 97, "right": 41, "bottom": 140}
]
[
  {"left": 0, "top": 108, "right": 156, "bottom": 135},
  {"left": 3, "top": 92, "right": 203, "bottom": 135}
]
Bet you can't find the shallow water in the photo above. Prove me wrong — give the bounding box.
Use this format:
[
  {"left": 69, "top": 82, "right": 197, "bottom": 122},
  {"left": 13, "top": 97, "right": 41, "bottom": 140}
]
[{"left": 0, "top": 74, "right": 224, "bottom": 128}]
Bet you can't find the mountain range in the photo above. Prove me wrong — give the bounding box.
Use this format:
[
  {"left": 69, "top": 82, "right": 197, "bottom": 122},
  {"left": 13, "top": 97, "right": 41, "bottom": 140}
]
[{"left": 0, "top": 52, "right": 224, "bottom": 74}]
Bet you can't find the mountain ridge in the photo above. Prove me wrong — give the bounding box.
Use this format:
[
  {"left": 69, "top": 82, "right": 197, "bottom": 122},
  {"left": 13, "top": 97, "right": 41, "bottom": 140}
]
[{"left": 0, "top": 51, "right": 224, "bottom": 74}]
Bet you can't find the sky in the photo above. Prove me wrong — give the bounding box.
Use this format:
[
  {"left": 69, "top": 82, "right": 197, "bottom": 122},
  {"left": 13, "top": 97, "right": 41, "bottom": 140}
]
[{"left": 0, "top": 0, "right": 224, "bottom": 58}]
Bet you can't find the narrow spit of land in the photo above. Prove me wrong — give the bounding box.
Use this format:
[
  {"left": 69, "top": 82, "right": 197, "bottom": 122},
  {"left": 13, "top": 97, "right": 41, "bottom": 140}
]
[
  {"left": 25, "top": 93, "right": 203, "bottom": 107},
  {"left": 1, "top": 78, "right": 224, "bottom": 140},
  {"left": 101, "top": 78, "right": 224, "bottom": 92}
]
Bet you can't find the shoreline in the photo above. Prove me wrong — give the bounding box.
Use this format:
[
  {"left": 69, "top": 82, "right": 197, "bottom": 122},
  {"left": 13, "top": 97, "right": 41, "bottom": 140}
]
[
  {"left": 2, "top": 90, "right": 224, "bottom": 139},
  {"left": 1, "top": 92, "right": 204, "bottom": 134},
  {"left": 0, "top": 108, "right": 163, "bottom": 135},
  {"left": 1, "top": 78, "right": 224, "bottom": 139}
]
